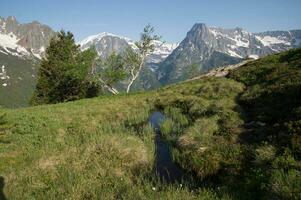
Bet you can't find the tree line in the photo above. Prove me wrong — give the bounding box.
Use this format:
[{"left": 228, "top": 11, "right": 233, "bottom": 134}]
[{"left": 31, "top": 25, "right": 160, "bottom": 105}]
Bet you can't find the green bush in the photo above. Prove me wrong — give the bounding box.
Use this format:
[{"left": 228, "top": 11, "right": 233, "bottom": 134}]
[{"left": 32, "top": 31, "right": 101, "bottom": 105}]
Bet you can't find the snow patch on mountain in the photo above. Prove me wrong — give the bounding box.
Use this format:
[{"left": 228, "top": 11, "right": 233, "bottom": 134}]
[
  {"left": 255, "top": 35, "right": 291, "bottom": 46},
  {"left": 78, "top": 32, "right": 116, "bottom": 47},
  {"left": 0, "top": 65, "right": 9, "bottom": 87},
  {"left": 0, "top": 48, "right": 8, "bottom": 55},
  {"left": 232, "top": 35, "right": 250, "bottom": 48},
  {"left": 227, "top": 49, "right": 243, "bottom": 58},
  {"left": 0, "top": 31, "right": 15, "bottom": 43},
  {"left": 0, "top": 32, "right": 47, "bottom": 59},
  {"left": 0, "top": 65, "right": 7, "bottom": 79},
  {"left": 0, "top": 32, "right": 29, "bottom": 56},
  {"left": 79, "top": 32, "right": 138, "bottom": 50},
  {"left": 209, "top": 27, "right": 250, "bottom": 48},
  {"left": 0, "top": 16, "right": 55, "bottom": 59},
  {"left": 147, "top": 40, "right": 179, "bottom": 63},
  {"left": 151, "top": 41, "right": 179, "bottom": 55},
  {"left": 207, "top": 26, "right": 301, "bottom": 59},
  {"left": 249, "top": 54, "right": 259, "bottom": 59}
]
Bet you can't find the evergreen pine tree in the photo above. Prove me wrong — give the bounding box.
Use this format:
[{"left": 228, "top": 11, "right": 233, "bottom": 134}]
[{"left": 31, "top": 30, "right": 100, "bottom": 105}]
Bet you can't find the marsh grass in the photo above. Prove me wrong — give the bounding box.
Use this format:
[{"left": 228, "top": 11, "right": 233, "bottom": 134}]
[
  {"left": 0, "top": 90, "right": 234, "bottom": 199},
  {"left": 1, "top": 48, "right": 301, "bottom": 199}
]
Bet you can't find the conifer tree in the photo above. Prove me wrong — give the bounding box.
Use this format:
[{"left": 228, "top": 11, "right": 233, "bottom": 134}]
[{"left": 31, "top": 30, "right": 100, "bottom": 105}]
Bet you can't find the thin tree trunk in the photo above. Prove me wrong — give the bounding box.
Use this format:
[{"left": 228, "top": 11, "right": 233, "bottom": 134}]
[
  {"left": 105, "top": 85, "right": 119, "bottom": 94},
  {"left": 97, "top": 77, "right": 119, "bottom": 95},
  {"left": 126, "top": 56, "right": 145, "bottom": 93}
]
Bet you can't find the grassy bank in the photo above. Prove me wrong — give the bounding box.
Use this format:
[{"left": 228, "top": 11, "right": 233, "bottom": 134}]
[{"left": 0, "top": 90, "right": 232, "bottom": 199}]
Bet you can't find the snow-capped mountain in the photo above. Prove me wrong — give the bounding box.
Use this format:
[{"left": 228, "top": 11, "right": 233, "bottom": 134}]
[
  {"left": 147, "top": 40, "right": 179, "bottom": 63},
  {"left": 79, "top": 32, "right": 135, "bottom": 57},
  {"left": 208, "top": 27, "right": 301, "bottom": 59},
  {"left": 0, "top": 16, "right": 55, "bottom": 59},
  {"left": 78, "top": 32, "right": 178, "bottom": 90},
  {"left": 78, "top": 32, "right": 178, "bottom": 66},
  {"left": 158, "top": 23, "right": 301, "bottom": 84}
]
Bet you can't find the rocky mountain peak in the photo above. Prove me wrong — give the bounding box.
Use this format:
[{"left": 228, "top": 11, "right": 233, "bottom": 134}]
[
  {"left": 187, "top": 23, "right": 211, "bottom": 41},
  {"left": 158, "top": 23, "right": 301, "bottom": 85},
  {"left": 0, "top": 16, "right": 55, "bottom": 59},
  {"left": 191, "top": 23, "right": 208, "bottom": 30}
]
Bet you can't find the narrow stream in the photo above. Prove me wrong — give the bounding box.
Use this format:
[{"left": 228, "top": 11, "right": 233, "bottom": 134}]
[{"left": 149, "top": 111, "right": 184, "bottom": 183}]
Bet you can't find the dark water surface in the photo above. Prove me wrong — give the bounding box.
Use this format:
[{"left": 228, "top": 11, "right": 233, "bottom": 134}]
[{"left": 149, "top": 112, "right": 184, "bottom": 183}]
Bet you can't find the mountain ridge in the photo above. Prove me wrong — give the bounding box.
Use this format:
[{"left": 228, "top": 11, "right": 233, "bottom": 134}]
[
  {"left": 78, "top": 31, "right": 179, "bottom": 65},
  {"left": 157, "top": 23, "right": 301, "bottom": 84},
  {"left": 0, "top": 16, "right": 55, "bottom": 59}
]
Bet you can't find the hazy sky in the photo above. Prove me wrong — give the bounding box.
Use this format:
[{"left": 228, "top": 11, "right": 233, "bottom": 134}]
[{"left": 1, "top": 0, "right": 300, "bottom": 43}]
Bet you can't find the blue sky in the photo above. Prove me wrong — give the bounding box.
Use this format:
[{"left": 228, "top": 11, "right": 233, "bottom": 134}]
[{"left": 1, "top": 0, "right": 301, "bottom": 43}]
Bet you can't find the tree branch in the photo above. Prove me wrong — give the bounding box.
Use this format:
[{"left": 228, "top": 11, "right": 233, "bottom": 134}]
[{"left": 91, "top": 60, "right": 119, "bottom": 95}]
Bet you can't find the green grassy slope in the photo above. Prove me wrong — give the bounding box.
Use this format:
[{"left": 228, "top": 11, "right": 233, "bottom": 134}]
[
  {"left": 0, "top": 48, "right": 300, "bottom": 199},
  {"left": 230, "top": 48, "right": 301, "bottom": 152},
  {"left": 0, "top": 79, "right": 244, "bottom": 199}
]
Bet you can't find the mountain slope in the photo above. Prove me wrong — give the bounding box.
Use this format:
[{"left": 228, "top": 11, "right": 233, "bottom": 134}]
[
  {"left": 158, "top": 23, "right": 301, "bottom": 84},
  {"left": 0, "top": 16, "right": 55, "bottom": 59},
  {"left": 0, "top": 16, "right": 55, "bottom": 108},
  {"left": 0, "top": 54, "right": 38, "bottom": 108}
]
